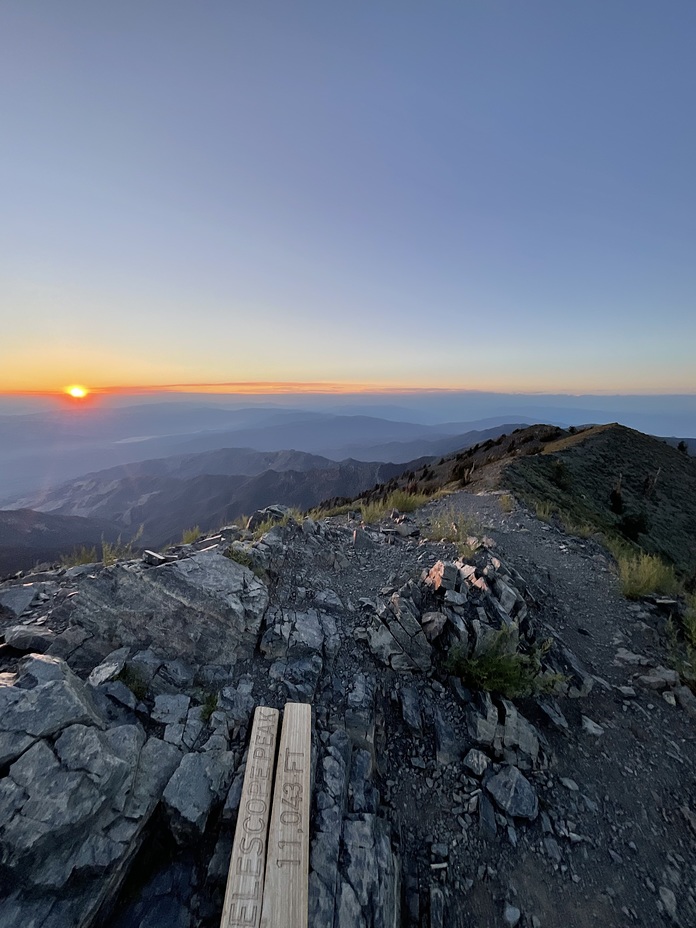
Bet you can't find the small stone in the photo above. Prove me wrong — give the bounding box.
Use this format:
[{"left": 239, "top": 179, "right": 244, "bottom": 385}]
[
  {"left": 581, "top": 716, "right": 604, "bottom": 736},
  {"left": 486, "top": 766, "right": 538, "bottom": 820},
  {"left": 463, "top": 748, "right": 491, "bottom": 777},
  {"left": 659, "top": 886, "right": 677, "bottom": 920},
  {"left": 561, "top": 777, "right": 579, "bottom": 791},
  {"left": 504, "top": 903, "right": 521, "bottom": 926}
]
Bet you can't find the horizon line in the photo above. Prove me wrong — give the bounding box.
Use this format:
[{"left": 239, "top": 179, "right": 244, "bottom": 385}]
[{"left": 1, "top": 381, "right": 696, "bottom": 399}]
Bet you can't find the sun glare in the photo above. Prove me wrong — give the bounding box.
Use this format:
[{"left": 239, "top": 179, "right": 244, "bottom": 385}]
[{"left": 66, "top": 385, "right": 89, "bottom": 399}]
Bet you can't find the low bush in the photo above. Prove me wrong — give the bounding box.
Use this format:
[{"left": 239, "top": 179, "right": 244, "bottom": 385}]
[
  {"left": 116, "top": 665, "right": 148, "bottom": 701},
  {"left": 446, "top": 628, "right": 563, "bottom": 698},
  {"left": 201, "top": 691, "right": 218, "bottom": 723}
]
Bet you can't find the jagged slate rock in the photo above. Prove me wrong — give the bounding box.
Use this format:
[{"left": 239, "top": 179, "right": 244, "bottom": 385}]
[
  {"left": 246, "top": 505, "right": 290, "bottom": 531},
  {"left": 152, "top": 658, "right": 195, "bottom": 692},
  {"left": 16, "top": 653, "right": 76, "bottom": 688},
  {"left": 581, "top": 715, "right": 604, "bottom": 737},
  {"left": 1, "top": 676, "right": 104, "bottom": 746},
  {"left": 536, "top": 697, "right": 569, "bottom": 731},
  {"left": 3, "top": 625, "right": 54, "bottom": 653},
  {"left": 478, "top": 791, "right": 497, "bottom": 837},
  {"left": 675, "top": 685, "right": 696, "bottom": 719},
  {"left": 125, "top": 736, "right": 182, "bottom": 820},
  {"left": 88, "top": 646, "right": 130, "bottom": 687},
  {"left": 345, "top": 674, "right": 376, "bottom": 746},
  {"left": 446, "top": 612, "right": 470, "bottom": 649},
  {"left": 427, "top": 561, "right": 459, "bottom": 591},
  {"left": 500, "top": 700, "right": 540, "bottom": 768},
  {"left": 219, "top": 675, "right": 255, "bottom": 726},
  {"left": 55, "top": 724, "right": 139, "bottom": 803},
  {"left": 308, "top": 871, "right": 337, "bottom": 928},
  {"left": 102, "top": 680, "right": 137, "bottom": 710},
  {"left": 486, "top": 765, "right": 538, "bottom": 820},
  {"left": 430, "top": 885, "right": 446, "bottom": 928},
  {"left": 467, "top": 692, "right": 500, "bottom": 746},
  {"left": 471, "top": 619, "right": 503, "bottom": 658},
  {"left": 463, "top": 748, "right": 491, "bottom": 777},
  {"left": 341, "top": 815, "right": 400, "bottom": 926},
  {"left": 0, "top": 729, "right": 35, "bottom": 767},
  {"left": 0, "top": 892, "right": 65, "bottom": 928},
  {"left": 353, "top": 528, "right": 374, "bottom": 552},
  {"left": 221, "top": 762, "right": 246, "bottom": 823},
  {"left": 638, "top": 666, "right": 680, "bottom": 689},
  {"left": 444, "top": 589, "right": 467, "bottom": 607},
  {"left": 52, "top": 551, "right": 268, "bottom": 665},
  {"left": 335, "top": 881, "right": 365, "bottom": 928},
  {"left": 128, "top": 649, "right": 163, "bottom": 684},
  {"left": 421, "top": 611, "right": 447, "bottom": 642},
  {"left": 434, "top": 708, "right": 466, "bottom": 765},
  {"left": 163, "top": 750, "right": 236, "bottom": 841},
  {"left": 556, "top": 645, "right": 594, "bottom": 698},
  {"left": 270, "top": 654, "right": 323, "bottom": 701},
  {"left": 349, "top": 748, "right": 379, "bottom": 814},
  {"left": 290, "top": 610, "right": 325, "bottom": 655},
  {"left": 3, "top": 741, "right": 106, "bottom": 883},
  {"left": 315, "top": 589, "right": 344, "bottom": 612},
  {"left": 367, "top": 622, "right": 402, "bottom": 666},
  {"left": 400, "top": 686, "right": 423, "bottom": 735},
  {"left": 493, "top": 578, "right": 518, "bottom": 615},
  {"left": 319, "top": 613, "right": 340, "bottom": 661},
  {"left": 152, "top": 693, "right": 191, "bottom": 725},
  {"left": 387, "top": 619, "right": 431, "bottom": 672},
  {"left": 0, "top": 586, "right": 36, "bottom": 617}
]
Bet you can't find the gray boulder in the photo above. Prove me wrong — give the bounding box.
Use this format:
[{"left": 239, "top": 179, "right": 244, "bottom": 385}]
[
  {"left": 486, "top": 765, "right": 539, "bottom": 820},
  {"left": 52, "top": 551, "right": 268, "bottom": 666}
]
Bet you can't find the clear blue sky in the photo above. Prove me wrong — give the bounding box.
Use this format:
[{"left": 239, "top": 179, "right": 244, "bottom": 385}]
[{"left": 1, "top": 1, "right": 695, "bottom": 393}]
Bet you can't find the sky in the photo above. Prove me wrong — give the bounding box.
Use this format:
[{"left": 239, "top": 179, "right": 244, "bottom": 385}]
[{"left": 1, "top": 1, "right": 695, "bottom": 396}]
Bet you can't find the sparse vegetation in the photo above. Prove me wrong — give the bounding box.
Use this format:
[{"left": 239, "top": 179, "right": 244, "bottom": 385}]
[
  {"left": 116, "top": 665, "right": 148, "bottom": 701},
  {"left": 60, "top": 545, "right": 98, "bottom": 567},
  {"left": 360, "top": 489, "right": 430, "bottom": 524},
  {"left": 181, "top": 525, "right": 201, "bottom": 544},
  {"left": 446, "top": 628, "right": 564, "bottom": 698},
  {"left": 614, "top": 551, "right": 679, "bottom": 599},
  {"left": 102, "top": 527, "right": 143, "bottom": 566},
  {"left": 250, "top": 507, "right": 304, "bottom": 539},
  {"left": 534, "top": 501, "right": 553, "bottom": 522},
  {"left": 425, "top": 505, "right": 483, "bottom": 559},
  {"left": 499, "top": 493, "right": 514, "bottom": 513},
  {"left": 201, "top": 691, "right": 218, "bottom": 723},
  {"left": 225, "top": 545, "right": 268, "bottom": 581},
  {"left": 559, "top": 518, "right": 594, "bottom": 539}
]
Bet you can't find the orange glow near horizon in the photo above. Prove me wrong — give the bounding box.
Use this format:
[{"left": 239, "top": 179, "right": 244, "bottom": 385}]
[{"left": 1, "top": 380, "right": 693, "bottom": 399}]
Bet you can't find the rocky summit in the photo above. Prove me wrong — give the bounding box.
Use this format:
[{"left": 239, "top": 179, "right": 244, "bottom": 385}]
[{"left": 0, "top": 491, "right": 695, "bottom": 928}]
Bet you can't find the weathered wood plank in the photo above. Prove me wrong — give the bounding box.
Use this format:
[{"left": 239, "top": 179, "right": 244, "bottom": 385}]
[
  {"left": 220, "top": 706, "right": 280, "bottom": 928},
  {"left": 260, "top": 702, "right": 312, "bottom": 928}
]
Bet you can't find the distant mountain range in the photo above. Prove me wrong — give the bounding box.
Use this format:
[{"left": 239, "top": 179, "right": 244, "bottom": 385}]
[{"left": 0, "top": 401, "right": 529, "bottom": 497}]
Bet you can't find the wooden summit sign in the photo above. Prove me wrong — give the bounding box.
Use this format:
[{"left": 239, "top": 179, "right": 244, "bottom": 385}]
[{"left": 220, "top": 703, "right": 312, "bottom": 928}]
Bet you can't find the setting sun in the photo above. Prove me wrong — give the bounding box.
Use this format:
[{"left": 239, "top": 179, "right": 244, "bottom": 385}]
[{"left": 66, "top": 385, "right": 89, "bottom": 399}]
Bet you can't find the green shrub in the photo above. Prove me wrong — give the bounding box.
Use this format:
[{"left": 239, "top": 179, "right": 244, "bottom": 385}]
[
  {"left": 225, "top": 546, "right": 267, "bottom": 581},
  {"left": 116, "top": 665, "right": 148, "bottom": 701},
  {"left": 535, "top": 501, "right": 553, "bottom": 522},
  {"left": 201, "top": 691, "right": 218, "bottom": 723},
  {"left": 446, "top": 628, "right": 563, "bottom": 698}
]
